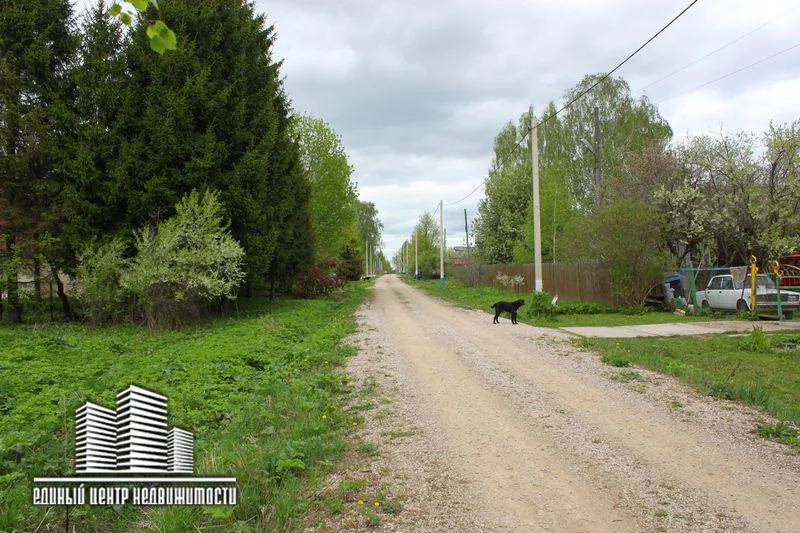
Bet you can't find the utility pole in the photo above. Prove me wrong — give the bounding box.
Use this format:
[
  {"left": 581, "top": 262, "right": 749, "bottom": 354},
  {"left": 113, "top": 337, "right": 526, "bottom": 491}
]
[
  {"left": 530, "top": 106, "right": 543, "bottom": 293},
  {"left": 593, "top": 106, "right": 602, "bottom": 208},
  {"left": 464, "top": 208, "right": 470, "bottom": 255},
  {"left": 439, "top": 200, "right": 444, "bottom": 286},
  {"left": 415, "top": 229, "right": 419, "bottom": 280},
  {"left": 365, "top": 240, "right": 368, "bottom": 277}
]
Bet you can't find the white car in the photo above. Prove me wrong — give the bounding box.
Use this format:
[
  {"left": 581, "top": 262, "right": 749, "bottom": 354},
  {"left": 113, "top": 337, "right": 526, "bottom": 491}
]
[{"left": 699, "top": 273, "right": 799, "bottom": 319}]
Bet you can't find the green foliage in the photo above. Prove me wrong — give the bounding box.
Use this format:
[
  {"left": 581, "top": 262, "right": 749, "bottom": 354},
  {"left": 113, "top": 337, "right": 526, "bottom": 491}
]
[
  {"left": 555, "top": 300, "right": 613, "bottom": 315},
  {"left": 561, "top": 199, "right": 672, "bottom": 306},
  {"left": 75, "top": 238, "right": 129, "bottom": 322},
  {"left": 108, "top": 1, "right": 176, "bottom": 54},
  {"left": 409, "top": 212, "right": 441, "bottom": 278},
  {"left": 738, "top": 326, "right": 773, "bottom": 353},
  {"left": 0, "top": 283, "right": 369, "bottom": 530},
  {"left": 0, "top": 0, "right": 77, "bottom": 322},
  {"left": 290, "top": 115, "right": 359, "bottom": 261},
  {"left": 120, "top": 189, "right": 245, "bottom": 328},
  {"left": 525, "top": 290, "right": 557, "bottom": 318},
  {"left": 474, "top": 116, "right": 533, "bottom": 263},
  {"left": 561, "top": 74, "right": 672, "bottom": 211},
  {"left": 601, "top": 353, "right": 631, "bottom": 367},
  {"left": 755, "top": 422, "right": 800, "bottom": 447},
  {"left": 336, "top": 242, "right": 363, "bottom": 281},
  {"left": 112, "top": 0, "right": 313, "bottom": 294}
]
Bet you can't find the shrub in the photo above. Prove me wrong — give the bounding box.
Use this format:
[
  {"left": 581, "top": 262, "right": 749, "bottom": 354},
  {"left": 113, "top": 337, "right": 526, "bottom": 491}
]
[
  {"left": 561, "top": 199, "right": 672, "bottom": 306},
  {"left": 525, "top": 290, "right": 558, "bottom": 318},
  {"left": 75, "top": 238, "right": 130, "bottom": 323},
  {"left": 121, "top": 189, "right": 245, "bottom": 328},
  {"left": 336, "top": 242, "right": 363, "bottom": 281},
  {"left": 556, "top": 300, "right": 612, "bottom": 315},
  {"left": 296, "top": 268, "right": 346, "bottom": 298}
]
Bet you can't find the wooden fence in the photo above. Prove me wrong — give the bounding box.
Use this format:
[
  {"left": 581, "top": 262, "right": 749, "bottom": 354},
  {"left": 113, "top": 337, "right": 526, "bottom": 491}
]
[{"left": 451, "top": 262, "right": 614, "bottom": 306}]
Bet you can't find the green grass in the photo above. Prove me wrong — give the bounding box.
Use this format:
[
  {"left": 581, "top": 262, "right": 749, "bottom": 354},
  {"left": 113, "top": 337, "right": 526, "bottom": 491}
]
[
  {"left": 580, "top": 330, "right": 800, "bottom": 424},
  {"left": 406, "top": 277, "right": 722, "bottom": 327},
  {"left": 0, "top": 283, "right": 370, "bottom": 531}
]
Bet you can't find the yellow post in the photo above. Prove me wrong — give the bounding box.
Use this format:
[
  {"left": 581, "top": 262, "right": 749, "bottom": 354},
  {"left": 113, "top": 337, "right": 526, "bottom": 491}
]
[{"left": 749, "top": 255, "right": 758, "bottom": 312}]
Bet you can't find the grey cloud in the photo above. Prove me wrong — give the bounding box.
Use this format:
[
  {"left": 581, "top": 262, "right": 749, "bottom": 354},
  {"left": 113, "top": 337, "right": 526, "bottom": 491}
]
[{"left": 259, "top": 0, "right": 800, "bottom": 257}]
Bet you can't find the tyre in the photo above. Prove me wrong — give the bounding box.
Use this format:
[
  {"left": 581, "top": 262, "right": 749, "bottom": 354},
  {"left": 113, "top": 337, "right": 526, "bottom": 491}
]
[
  {"left": 701, "top": 300, "right": 710, "bottom": 309},
  {"left": 783, "top": 311, "right": 794, "bottom": 320},
  {"left": 736, "top": 300, "right": 749, "bottom": 312}
]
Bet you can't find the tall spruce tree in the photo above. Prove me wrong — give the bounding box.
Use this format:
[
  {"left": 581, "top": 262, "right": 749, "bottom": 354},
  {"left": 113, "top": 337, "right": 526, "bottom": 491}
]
[
  {"left": 114, "top": 0, "right": 312, "bottom": 291},
  {"left": 0, "top": 0, "right": 77, "bottom": 321}
]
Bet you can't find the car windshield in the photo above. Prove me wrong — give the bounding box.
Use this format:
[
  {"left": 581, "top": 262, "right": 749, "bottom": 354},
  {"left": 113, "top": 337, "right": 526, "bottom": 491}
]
[{"left": 742, "top": 274, "right": 777, "bottom": 289}]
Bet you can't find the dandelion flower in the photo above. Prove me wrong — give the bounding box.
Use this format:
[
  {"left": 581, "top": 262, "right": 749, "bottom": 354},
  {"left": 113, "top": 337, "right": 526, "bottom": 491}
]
[
  {"left": 374, "top": 501, "right": 381, "bottom": 507},
  {"left": 321, "top": 415, "right": 327, "bottom": 420},
  {"left": 357, "top": 500, "right": 364, "bottom": 505}
]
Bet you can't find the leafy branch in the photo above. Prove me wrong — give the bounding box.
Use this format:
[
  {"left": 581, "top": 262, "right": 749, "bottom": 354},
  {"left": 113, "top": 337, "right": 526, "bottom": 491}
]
[{"left": 108, "top": 0, "right": 177, "bottom": 54}]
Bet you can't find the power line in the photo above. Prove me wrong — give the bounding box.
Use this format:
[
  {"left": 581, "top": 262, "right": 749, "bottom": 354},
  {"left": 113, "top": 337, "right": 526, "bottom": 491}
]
[
  {"left": 444, "top": 178, "right": 488, "bottom": 206},
  {"left": 661, "top": 41, "right": 800, "bottom": 103},
  {"left": 642, "top": 3, "right": 800, "bottom": 92},
  {"left": 441, "top": 0, "right": 700, "bottom": 207},
  {"left": 536, "top": 0, "right": 700, "bottom": 129}
]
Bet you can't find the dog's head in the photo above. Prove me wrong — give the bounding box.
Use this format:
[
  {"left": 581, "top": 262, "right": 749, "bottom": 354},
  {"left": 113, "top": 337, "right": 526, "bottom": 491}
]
[{"left": 514, "top": 299, "right": 525, "bottom": 309}]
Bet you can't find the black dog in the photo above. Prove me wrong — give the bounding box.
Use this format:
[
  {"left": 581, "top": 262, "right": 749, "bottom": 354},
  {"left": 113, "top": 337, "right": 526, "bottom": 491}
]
[{"left": 491, "top": 299, "right": 525, "bottom": 324}]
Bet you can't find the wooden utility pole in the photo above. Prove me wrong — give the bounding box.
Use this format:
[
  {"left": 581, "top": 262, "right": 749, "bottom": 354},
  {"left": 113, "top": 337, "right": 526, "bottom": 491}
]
[
  {"left": 415, "top": 229, "right": 419, "bottom": 279},
  {"left": 464, "top": 208, "right": 470, "bottom": 254},
  {"left": 530, "top": 107, "right": 543, "bottom": 292},
  {"left": 439, "top": 200, "right": 445, "bottom": 286}
]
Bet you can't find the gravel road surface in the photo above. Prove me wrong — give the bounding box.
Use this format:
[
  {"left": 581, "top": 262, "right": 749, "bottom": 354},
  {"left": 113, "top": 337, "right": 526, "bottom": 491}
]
[{"left": 331, "top": 275, "right": 800, "bottom": 532}]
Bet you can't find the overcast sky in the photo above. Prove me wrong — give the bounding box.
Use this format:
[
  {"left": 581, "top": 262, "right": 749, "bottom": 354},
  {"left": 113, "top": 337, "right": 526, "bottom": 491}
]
[{"left": 253, "top": 0, "right": 800, "bottom": 258}]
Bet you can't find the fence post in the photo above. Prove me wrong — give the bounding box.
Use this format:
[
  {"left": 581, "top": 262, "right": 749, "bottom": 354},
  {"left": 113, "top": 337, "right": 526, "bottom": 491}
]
[{"left": 688, "top": 266, "right": 697, "bottom": 307}]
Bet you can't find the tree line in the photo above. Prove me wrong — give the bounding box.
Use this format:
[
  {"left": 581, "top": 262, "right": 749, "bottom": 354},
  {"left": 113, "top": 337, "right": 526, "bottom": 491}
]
[
  {"left": 469, "top": 74, "right": 800, "bottom": 305},
  {"left": 0, "top": 0, "right": 382, "bottom": 324}
]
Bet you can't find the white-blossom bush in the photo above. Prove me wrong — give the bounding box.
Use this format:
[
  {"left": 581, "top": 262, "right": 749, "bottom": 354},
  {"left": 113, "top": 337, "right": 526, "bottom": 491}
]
[{"left": 120, "top": 189, "right": 245, "bottom": 328}]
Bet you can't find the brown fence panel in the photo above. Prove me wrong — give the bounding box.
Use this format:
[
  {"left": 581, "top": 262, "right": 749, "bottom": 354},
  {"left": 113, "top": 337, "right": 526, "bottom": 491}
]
[{"left": 450, "top": 262, "right": 614, "bottom": 305}]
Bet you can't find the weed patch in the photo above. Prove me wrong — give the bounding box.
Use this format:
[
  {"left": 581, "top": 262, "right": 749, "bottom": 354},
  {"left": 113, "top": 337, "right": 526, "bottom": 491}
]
[
  {"left": 755, "top": 422, "right": 800, "bottom": 448},
  {"left": 611, "top": 370, "right": 645, "bottom": 382}
]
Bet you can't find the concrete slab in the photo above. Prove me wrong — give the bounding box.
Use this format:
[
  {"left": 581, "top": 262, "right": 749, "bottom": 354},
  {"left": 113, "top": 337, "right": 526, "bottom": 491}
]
[
  {"left": 628, "top": 323, "right": 719, "bottom": 337},
  {"left": 562, "top": 320, "right": 800, "bottom": 339},
  {"left": 560, "top": 326, "right": 658, "bottom": 338}
]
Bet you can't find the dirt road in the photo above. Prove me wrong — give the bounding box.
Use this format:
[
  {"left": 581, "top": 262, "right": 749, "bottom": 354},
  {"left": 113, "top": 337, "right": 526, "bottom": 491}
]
[{"left": 340, "top": 275, "right": 800, "bottom": 532}]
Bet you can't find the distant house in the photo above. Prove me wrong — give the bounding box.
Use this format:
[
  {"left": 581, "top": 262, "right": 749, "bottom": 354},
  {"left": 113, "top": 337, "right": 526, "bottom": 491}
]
[{"left": 451, "top": 256, "right": 475, "bottom": 267}]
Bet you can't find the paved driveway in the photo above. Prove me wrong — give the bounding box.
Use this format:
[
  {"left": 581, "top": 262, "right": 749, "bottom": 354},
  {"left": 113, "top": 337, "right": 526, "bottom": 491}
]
[{"left": 562, "top": 320, "right": 800, "bottom": 338}]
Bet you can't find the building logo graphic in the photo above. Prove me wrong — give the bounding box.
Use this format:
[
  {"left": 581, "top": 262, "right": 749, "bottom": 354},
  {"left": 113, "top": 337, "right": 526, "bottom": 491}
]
[
  {"left": 75, "top": 386, "right": 193, "bottom": 474},
  {"left": 33, "top": 385, "right": 236, "bottom": 507}
]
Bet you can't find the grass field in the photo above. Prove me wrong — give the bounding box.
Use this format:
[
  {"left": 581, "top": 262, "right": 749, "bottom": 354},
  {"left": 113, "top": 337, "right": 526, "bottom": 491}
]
[
  {"left": 406, "top": 277, "right": 722, "bottom": 327},
  {"left": 0, "top": 283, "right": 370, "bottom": 531},
  {"left": 577, "top": 329, "right": 800, "bottom": 433}
]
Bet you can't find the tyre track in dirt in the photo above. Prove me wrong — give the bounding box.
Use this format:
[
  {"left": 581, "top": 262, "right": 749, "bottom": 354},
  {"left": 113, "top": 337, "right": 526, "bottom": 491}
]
[{"left": 351, "top": 275, "right": 800, "bottom": 532}]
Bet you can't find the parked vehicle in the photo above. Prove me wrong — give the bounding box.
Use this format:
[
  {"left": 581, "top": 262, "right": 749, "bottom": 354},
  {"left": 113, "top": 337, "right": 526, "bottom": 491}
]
[{"left": 698, "top": 273, "right": 800, "bottom": 319}]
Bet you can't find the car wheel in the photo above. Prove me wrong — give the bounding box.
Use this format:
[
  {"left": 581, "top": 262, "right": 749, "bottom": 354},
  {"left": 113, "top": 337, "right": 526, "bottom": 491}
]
[
  {"left": 701, "top": 300, "right": 710, "bottom": 309},
  {"left": 736, "top": 300, "right": 749, "bottom": 312},
  {"left": 783, "top": 311, "right": 794, "bottom": 320}
]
